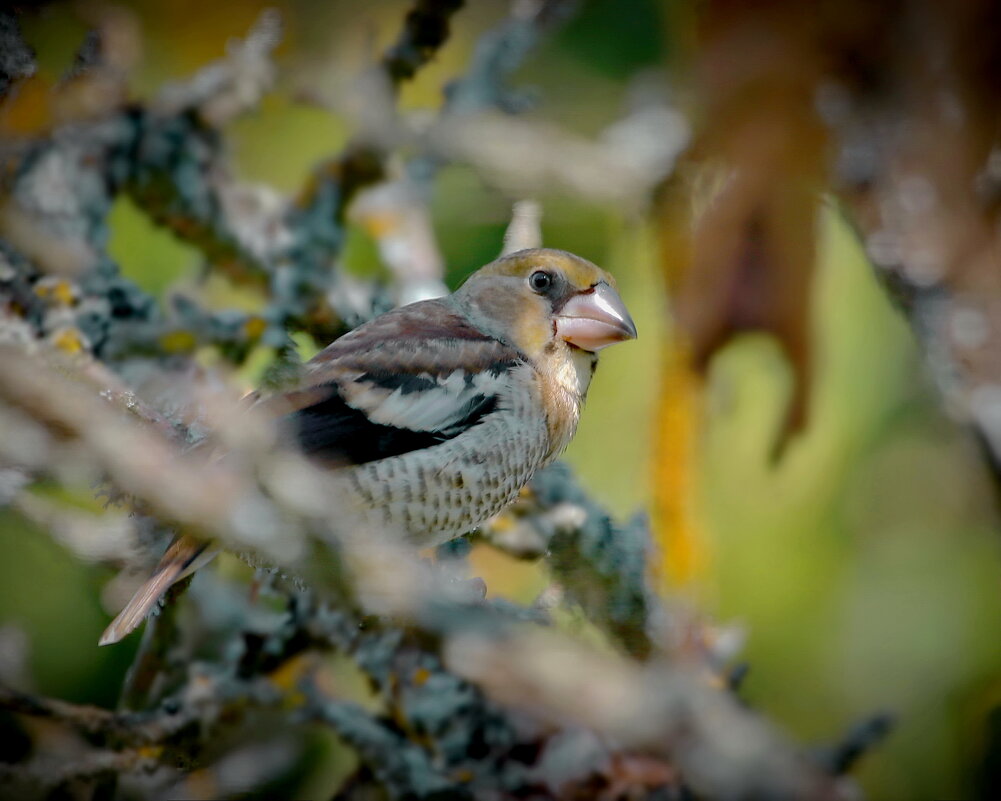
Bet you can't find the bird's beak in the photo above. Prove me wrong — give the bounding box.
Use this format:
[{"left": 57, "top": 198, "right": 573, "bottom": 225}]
[{"left": 555, "top": 282, "right": 638, "bottom": 352}]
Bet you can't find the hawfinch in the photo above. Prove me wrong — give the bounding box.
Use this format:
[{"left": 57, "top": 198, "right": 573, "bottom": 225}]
[{"left": 100, "top": 248, "right": 637, "bottom": 645}]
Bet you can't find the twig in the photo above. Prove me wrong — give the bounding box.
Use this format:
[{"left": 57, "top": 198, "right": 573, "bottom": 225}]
[
  {"left": 0, "top": 681, "right": 199, "bottom": 748},
  {"left": 501, "top": 199, "right": 543, "bottom": 254},
  {"left": 815, "top": 713, "right": 895, "bottom": 776},
  {"left": 0, "top": 683, "right": 123, "bottom": 738},
  {"left": 0, "top": 10, "right": 35, "bottom": 100},
  {"left": 118, "top": 576, "right": 195, "bottom": 711},
  {"left": 0, "top": 748, "right": 158, "bottom": 794},
  {"left": 381, "top": 0, "right": 466, "bottom": 86}
]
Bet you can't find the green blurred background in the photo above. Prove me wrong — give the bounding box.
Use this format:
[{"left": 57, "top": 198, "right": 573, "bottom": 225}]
[{"left": 3, "top": 1, "right": 1001, "bottom": 798}]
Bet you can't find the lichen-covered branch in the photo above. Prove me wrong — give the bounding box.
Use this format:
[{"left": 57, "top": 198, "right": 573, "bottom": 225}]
[{"left": 485, "top": 462, "right": 655, "bottom": 659}]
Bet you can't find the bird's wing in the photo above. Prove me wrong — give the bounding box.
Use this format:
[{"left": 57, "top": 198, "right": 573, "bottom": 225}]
[
  {"left": 100, "top": 300, "right": 523, "bottom": 646},
  {"left": 258, "top": 298, "right": 524, "bottom": 465}
]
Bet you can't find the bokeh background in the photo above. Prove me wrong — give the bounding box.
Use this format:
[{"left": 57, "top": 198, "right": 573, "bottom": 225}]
[{"left": 3, "top": 1, "right": 1001, "bottom": 799}]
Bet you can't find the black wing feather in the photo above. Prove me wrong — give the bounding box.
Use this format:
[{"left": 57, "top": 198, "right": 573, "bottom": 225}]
[
  {"left": 268, "top": 298, "right": 523, "bottom": 465},
  {"left": 288, "top": 385, "right": 498, "bottom": 465}
]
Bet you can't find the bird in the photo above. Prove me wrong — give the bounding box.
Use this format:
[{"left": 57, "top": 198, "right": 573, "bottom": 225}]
[{"left": 99, "top": 248, "right": 637, "bottom": 645}]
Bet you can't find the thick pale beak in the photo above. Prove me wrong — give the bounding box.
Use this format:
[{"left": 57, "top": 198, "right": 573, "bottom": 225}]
[{"left": 555, "top": 282, "right": 638, "bottom": 352}]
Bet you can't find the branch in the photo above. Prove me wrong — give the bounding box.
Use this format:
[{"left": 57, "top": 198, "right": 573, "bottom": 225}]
[
  {"left": 306, "top": 696, "right": 455, "bottom": 798},
  {"left": 442, "top": 0, "right": 577, "bottom": 115},
  {"left": 445, "top": 628, "right": 853, "bottom": 801},
  {"left": 123, "top": 110, "right": 275, "bottom": 290},
  {"left": 486, "top": 462, "right": 655, "bottom": 659}
]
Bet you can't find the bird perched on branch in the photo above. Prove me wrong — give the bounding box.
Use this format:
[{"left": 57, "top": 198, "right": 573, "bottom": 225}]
[{"left": 100, "top": 248, "right": 636, "bottom": 645}]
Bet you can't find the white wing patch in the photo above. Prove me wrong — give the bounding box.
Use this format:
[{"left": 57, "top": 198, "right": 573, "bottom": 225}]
[{"left": 338, "top": 368, "right": 511, "bottom": 434}]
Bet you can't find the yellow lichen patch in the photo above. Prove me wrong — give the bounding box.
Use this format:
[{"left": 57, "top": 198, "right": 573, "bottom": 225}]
[
  {"left": 158, "top": 329, "right": 198, "bottom": 354},
  {"left": 269, "top": 652, "right": 317, "bottom": 701},
  {"left": 34, "top": 278, "right": 78, "bottom": 306},
  {"left": 486, "top": 511, "right": 516, "bottom": 534},
  {"left": 243, "top": 314, "right": 268, "bottom": 341},
  {"left": 136, "top": 744, "right": 164, "bottom": 760},
  {"left": 411, "top": 666, "right": 431, "bottom": 687},
  {"left": 359, "top": 211, "right": 401, "bottom": 239},
  {"left": 268, "top": 652, "right": 314, "bottom": 692},
  {"left": 651, "top": 339, "right": 711, "bottom": 592},
  {"left": 52, "top": 281, "right": 77, "bottom": 305},
  {"left": 51, "top": 326, "right": 87, "bottom": 354}
]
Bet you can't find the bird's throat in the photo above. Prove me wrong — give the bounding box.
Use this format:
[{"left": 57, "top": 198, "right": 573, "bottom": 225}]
[{"left": 537, "top": 345, "right": 595, "bottom": 461}]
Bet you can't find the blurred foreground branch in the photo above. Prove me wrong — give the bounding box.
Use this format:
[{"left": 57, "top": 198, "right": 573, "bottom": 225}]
[{"left": 0, "top": 336, "right": 867, "bottom": 799}]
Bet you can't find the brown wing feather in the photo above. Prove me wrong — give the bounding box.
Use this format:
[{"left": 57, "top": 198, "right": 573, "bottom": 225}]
[
  {"left": 303, "top": 298, "right": 521, "bottom": 379},
  {"left": 98, "top": 535, "right": 213, "bottom": 646}
]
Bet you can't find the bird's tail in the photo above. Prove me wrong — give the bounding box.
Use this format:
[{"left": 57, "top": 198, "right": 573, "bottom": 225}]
[{"left": 99, "top": 535, "right": 217, "bottom": 646}]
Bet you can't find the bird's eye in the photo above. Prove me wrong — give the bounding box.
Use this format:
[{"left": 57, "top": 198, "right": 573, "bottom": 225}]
[{"left": 529, "top": 271, "right": 553, "bottom": 293}]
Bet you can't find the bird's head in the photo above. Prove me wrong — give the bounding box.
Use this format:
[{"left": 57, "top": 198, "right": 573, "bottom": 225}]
[{"left": 452, "top": 248, "right": 637, "bottom": 360}]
